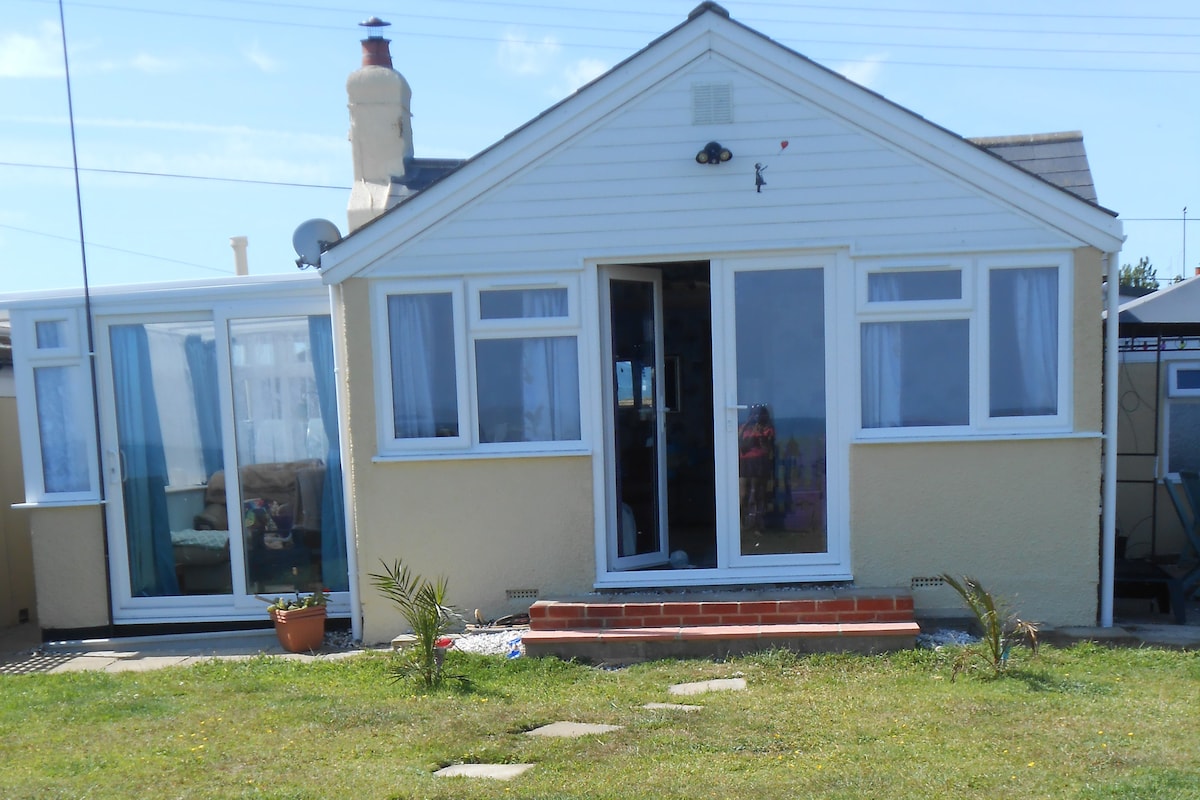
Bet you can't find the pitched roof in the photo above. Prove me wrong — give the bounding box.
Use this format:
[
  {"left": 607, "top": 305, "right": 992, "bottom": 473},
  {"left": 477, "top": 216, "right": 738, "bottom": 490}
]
[
  {"left": 969, "top": 131, "right": 1099, "bottom": 206},
  {"left": 1119, "top": 273, "right": 1200, "bottom": 324}
]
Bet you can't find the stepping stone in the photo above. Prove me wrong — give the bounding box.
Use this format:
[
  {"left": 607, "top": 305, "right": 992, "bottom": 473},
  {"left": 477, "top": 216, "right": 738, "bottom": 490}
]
[
  {"left": 435, "top": 763, "right": 534, "bottom": 780},
  {"left": 668, "top": 678, "right": 747, "bottom": 696},
  {"left": 524, "top": 721, "right": 622, "bottom": 738},
  {"left": 642, "top": 702, "right": 703, "bottom": 712}
]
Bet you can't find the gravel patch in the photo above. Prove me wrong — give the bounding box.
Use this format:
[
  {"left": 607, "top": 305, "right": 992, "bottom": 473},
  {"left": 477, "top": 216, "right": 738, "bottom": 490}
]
[{"left": 916, "top": 629, "right": 978, "bottom": 649}]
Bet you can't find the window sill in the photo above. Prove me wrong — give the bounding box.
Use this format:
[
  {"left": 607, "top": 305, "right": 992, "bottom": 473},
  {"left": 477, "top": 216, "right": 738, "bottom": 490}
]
[
  {"left": 13, "top": 498, "right": 104, "bottom": 510},
  {"left": 853, "top": 430, "right": 1101, "bottom": 445},
  {"left": 372, "top": 447, "right": 592, "bottom": 464}
]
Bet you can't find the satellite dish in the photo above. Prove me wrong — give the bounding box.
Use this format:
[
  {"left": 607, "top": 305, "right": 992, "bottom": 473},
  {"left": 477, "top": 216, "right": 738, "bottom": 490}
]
[{"left": 292, "top": 218, "right": 342, "bottom": 270}]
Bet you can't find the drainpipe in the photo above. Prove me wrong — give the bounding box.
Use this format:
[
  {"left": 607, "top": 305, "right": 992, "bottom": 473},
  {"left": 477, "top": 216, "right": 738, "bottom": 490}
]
[
  {"left": 328, "top": 282, "right": 362, "bottom": 642},
  {"left": 1100, "top": 251, "right": 1121, "bottom": 627}
]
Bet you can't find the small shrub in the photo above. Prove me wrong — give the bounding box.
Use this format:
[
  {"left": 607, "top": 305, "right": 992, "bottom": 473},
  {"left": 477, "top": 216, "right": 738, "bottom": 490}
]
[
  {"left": 369, "top": 559, "right": 464, "bottom": 688},
  {"left": 941, "top": 573, "right": 1038, "bottom": 679}
]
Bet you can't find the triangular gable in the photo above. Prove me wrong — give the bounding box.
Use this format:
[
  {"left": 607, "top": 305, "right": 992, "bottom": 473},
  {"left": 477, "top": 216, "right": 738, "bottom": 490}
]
[
  {"left": 1120, "top": 274, "right": 1200, "bottom": 324},
  {"left": 321, "top": 2, "right": 1123, "bottom": 282}
]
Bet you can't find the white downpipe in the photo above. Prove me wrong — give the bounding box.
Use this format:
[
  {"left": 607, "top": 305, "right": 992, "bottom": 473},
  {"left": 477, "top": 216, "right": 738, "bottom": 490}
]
[
  {"left": 329, "top": 282, "right": 363, "bottom": 641},
  {"left": 1100, "top": 251, "right": 1121, "bottom": 627}
]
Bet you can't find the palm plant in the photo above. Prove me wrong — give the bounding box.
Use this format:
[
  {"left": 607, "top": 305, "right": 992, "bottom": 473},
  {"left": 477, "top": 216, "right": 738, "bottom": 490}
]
[
  {"left": 369, "top": 560, "right": 459, "bottom": 687},
  {"left": 941, "top": 573, "right": 1038, "bottom": 678}
]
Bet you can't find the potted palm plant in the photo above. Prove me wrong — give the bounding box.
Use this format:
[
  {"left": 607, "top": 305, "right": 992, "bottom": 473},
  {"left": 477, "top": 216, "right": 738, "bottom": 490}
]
[{"left": 265, "top": 589, "right": 328, "bottom": 653}]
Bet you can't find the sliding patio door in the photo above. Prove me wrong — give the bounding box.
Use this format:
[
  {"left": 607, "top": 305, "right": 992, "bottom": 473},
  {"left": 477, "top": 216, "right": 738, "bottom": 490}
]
[
  {"left": 101, "top": 317, "right": 235, "bottom": 606},
  {"left": 99, "top": 312, "right": 348, "bottom": 622}
]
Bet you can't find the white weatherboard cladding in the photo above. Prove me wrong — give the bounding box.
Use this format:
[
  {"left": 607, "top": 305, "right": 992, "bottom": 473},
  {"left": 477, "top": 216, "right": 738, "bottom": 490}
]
[{"left": 362, "top": 57, "right": 1076, "bottom": 277}]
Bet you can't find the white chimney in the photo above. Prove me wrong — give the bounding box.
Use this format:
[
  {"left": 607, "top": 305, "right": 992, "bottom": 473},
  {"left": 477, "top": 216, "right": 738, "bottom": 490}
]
[
  {"left": 230, "top": 235, "right": 249, "bottom": 276},
  {"left": 346, "top": 17, "right": 413, "bottom": 232}
]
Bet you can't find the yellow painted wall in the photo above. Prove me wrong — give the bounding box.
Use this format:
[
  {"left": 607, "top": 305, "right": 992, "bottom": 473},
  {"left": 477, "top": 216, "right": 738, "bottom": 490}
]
[
  {"left": 1073, "top": 248, "right": 1104, "bottom": 431},
  {"left": 851, "top": 438, "right": 1102, "bottom": 627},
  {"left": 0, "top": 387, "right": 37, "bottom": 627},
  {"left": 340, "top": 279, "right": 596, "bottom": 644},
  {"left": 28, "top": 505, "right": 110, "bottom": 631}
]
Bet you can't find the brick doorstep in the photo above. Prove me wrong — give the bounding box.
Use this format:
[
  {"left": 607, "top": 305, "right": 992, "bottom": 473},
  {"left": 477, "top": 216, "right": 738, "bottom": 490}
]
[
  {"left": 521, "top": 621, "right": 920, "bottom": 662},
  {"left": 523, "top": 621, "right": 919, "bottom": 645}
]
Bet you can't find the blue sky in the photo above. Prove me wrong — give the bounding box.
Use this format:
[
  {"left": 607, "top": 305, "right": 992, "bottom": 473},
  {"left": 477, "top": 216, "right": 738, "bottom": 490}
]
[{"left": 2, "top": 0, "right": 1197, "bottom": 294}]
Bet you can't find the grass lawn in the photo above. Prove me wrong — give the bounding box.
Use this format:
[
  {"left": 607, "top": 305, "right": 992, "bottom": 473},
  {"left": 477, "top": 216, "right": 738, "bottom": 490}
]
[{"left": 0, "top": 643, "right": 1197, "bottom": 799}]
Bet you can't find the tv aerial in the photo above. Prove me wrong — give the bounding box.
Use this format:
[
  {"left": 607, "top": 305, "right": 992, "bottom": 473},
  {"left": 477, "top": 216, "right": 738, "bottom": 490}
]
[{"left": 292, "top": 218, "right": 342, "bottom": 270}]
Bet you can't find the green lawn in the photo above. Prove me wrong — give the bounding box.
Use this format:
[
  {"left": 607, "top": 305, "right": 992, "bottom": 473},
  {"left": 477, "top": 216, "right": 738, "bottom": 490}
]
[{"left": 0, "top": 644, "right": 1197, "bottom": 799}]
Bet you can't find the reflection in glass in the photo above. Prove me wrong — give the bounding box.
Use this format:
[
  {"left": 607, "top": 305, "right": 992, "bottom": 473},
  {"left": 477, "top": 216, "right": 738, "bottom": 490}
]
[
  {"left": 229, "top": 316, "right": 347, "bottom": 595},
  {"left": 110, "top": 320, "right": 228, "bottom": 596},
  {"left": 735, "top": 269, "right": 827, "bottom": 556}
]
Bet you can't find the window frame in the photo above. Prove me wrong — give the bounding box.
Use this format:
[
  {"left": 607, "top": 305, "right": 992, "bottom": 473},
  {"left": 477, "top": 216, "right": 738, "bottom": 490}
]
[
  {"left": 12, "top": 307, "right": 101, "bottom": 503},
  {"left": 371, "top": 279, "right": 471, "bottom": 454},
  {"left": 855, "top": 253, "right": 1073, "bottom": 439},
  {"left": 373, "top": 275, "right": 585, "bottom": 458}
]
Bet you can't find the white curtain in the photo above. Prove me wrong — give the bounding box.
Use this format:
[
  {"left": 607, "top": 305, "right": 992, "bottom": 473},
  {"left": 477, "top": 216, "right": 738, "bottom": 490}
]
[
  {"left": 33, "top": 366, "right": 91, "bottom": 493},
  {"left": 388, "top": 294, "right": 439, "bottom": 438},
  {"left": 1010, "top": 268, "right": 1058, "bottom": 415},
  {"left": 520, "top": 291, "right": 580, "bottom": 441},
  {"left": 861, "top": 275, "right": 902, "bottom": 428}
]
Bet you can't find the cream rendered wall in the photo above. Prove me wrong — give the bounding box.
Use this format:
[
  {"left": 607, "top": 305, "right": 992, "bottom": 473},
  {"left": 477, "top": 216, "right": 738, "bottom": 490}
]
[
  {"left": 851, "top": 248, "right": 1105, "bottom": 627},
  {"left": 0, "top": 372, "right": 37, "bottom": 627},
  {"left": 851, "top": 439, "right": 1101, "bottom": 627},
  {"left": 339, "top": 278, "right": 596, "bottom": 644},
  {"left": 28, "top": 506, "right": 109, "bottom": 631}
]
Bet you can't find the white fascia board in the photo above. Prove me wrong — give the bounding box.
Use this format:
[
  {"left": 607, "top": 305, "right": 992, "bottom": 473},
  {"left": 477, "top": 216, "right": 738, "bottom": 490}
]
[
  {"left": 704, "top": 23, "right": 1124, "bottom": 254},
  {"left": 319, "top": 23, "right": 725, "bottom": 283},
  {"left": 0, "top": 273, "right": 326, "bottom": 313}
]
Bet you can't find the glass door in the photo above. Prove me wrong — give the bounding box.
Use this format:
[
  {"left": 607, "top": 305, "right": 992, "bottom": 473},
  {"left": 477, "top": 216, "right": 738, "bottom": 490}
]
[
  {"left": 719, "top": 260, "right": 837, "bottom": 567},
  {"left": 601, "top": 267, "right": 670, "bottom": 569},
  {"left": 100, "top": 317, "right": 236, "bottom": 609}
]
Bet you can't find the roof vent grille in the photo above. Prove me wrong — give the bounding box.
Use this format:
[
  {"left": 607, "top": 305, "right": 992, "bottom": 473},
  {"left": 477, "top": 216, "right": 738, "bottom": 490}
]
[{"left": 692, "top": 82, "right": 733, "bottom": 125}]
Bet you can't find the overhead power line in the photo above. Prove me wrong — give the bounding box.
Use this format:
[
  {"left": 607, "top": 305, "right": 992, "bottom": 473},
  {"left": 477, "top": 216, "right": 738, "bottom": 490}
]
[
  {"left": 0, "top": 160, "right": 350, "bottom": 190},
  {"left": 0, "top": 222, "right": 233, "bottom": 274}
]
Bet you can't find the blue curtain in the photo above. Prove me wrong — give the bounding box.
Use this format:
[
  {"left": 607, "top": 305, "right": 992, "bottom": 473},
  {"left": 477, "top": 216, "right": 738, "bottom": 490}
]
[
  {"left": 184, "top": 334, "right": 223, "bottom": 478},
  {"left": 111, "top": 325, "right": 179, "bottom": 597},
  {"left": 308, "top": 316, "right": 348, "bottom": 591}
]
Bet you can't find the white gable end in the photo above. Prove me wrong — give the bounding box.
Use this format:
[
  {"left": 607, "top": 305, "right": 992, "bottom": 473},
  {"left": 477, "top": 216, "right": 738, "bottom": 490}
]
[{"left": 322, "top": 10, "right": 1120, "bottom": 281}]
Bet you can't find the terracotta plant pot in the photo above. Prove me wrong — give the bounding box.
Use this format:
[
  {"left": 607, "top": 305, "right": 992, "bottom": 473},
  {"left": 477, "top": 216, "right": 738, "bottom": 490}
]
[{"left": 269, "top": 605, "right": 327, "bottom": 653}]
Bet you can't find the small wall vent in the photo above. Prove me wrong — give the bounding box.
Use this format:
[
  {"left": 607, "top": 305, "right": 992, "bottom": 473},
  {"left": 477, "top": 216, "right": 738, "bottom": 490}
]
[
  {"left": 692, "top": 82, "right": 733, "bottom": 125},
  {"left": 910, "top": 576, "right": 947, "bottom": 590},
  {"left": 506, "top": 588, "right": 539, "bottom": 600}
]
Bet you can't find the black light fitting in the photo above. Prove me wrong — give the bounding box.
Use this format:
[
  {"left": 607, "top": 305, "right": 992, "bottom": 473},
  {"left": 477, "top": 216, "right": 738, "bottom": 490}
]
[{"left": 696, "top": 141, "right": 732, "bottom": 165}]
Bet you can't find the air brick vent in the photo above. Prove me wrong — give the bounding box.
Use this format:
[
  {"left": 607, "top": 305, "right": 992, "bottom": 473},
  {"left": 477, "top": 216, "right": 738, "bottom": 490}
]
[
  {"left": 692, "top": 82, "right": 733, "bottom": 125},
  {"left": 506, "top": 588, "right": 539, "bottom": 600},
  {"left": 910, "top": 576, "right": 947, "bottom": 590}
]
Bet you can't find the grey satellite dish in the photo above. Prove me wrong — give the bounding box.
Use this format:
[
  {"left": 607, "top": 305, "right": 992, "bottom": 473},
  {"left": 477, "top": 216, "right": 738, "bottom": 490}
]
[{"left": 292, "top": 218, "right": 342, "bottom": 270}]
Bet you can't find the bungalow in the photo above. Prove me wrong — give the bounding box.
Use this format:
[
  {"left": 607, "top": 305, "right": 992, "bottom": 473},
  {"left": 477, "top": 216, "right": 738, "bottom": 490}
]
[{"left": 3, "top": 3, "right": 1125, "bottom": 646}]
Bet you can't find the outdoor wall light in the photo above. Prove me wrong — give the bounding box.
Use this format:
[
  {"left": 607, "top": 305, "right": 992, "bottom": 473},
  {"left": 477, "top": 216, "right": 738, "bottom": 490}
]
[{"left": 696, "top": 141, "right": 732, "bottom": 165}]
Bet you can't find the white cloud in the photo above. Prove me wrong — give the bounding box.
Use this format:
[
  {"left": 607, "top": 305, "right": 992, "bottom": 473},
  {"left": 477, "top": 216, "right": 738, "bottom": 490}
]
[
  {"left": 0, "top": 22, "right": 63, "bottom": 79},
  {"left": 244, "top": 42, "right": 280, "bottom": 74},
  {"left": 128, "top": 53, "right": 179, "bottom": 74},
  {"left": 497, "top": 29, "right": 561, "bottom": 76},
  {"left": 836, "top": 53, "right": 888, "bottom": 89},
  {"left": 555, "top": 57, "right": 609, "bottom": 97}
]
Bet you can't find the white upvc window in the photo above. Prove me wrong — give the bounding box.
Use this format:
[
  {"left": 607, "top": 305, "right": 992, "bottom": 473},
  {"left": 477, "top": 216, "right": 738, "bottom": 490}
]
[
  {"left": 12, "top": 307, "right": 100, "bottom": 502},
  {"left": 373, "top": 275, "right": 583, "bottom": 457},
  {"left": 857, "top": 253, "right": 1072, "bottom": 437},
  {"left": 1164, "top": 361, "right": 1200, "bottom": 475}
]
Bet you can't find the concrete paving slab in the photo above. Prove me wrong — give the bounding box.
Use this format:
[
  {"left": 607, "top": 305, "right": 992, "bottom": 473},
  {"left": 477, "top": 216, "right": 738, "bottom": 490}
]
[
  {"left": 524, "top": 721, "right": 622, "bottom": 738},
  {"left": 642, "top": 702, "right": 703, "bottom": 712},
  {"left": 435, "top": 763, "right": 535, "bottom": 780},
  {"left": 48, "top": 657, "right": 121, "bottom": 674},
  {"left": 668, "top": 677, "right": 746, "bottom": 696}
]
